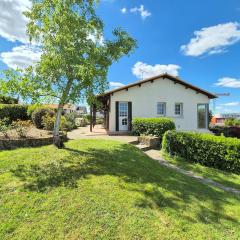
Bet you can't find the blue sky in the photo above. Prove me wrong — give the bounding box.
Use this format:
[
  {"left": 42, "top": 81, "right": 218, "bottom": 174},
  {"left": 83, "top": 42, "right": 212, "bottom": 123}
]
[{"left": 0, "top": 0, "right": 240, "bottom": 113}]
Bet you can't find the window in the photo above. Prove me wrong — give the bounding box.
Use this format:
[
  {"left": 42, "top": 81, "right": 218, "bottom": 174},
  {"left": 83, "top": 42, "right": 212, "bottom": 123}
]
[
  {"left": 119, "top": 102, "right": 128, "bottom": 117},
  {"left": 198, "top": 104, "right": 208, "bottom": 129},
  {"left": 157, "top": 102, "right": 166, "bottom": 115},
  {"left": 175, "top": 103, "right": 183, "bottom": 116},
  {"left": 122, "top": 118, "right": 128, "bottom": 125}
]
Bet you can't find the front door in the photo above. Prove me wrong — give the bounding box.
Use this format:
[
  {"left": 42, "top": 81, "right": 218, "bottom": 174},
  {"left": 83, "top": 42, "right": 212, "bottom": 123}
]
[{"left": 119, "top": 102, "right": 128, "bottom": 131}]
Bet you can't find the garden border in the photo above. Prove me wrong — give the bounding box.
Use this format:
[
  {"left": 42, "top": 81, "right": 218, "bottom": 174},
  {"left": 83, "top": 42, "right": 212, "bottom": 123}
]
[{"left": 0, "top": 135, "right": 67, "bottom": 150}]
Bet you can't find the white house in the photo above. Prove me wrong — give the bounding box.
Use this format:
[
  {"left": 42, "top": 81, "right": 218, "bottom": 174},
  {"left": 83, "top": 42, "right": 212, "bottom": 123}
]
[{"left": 94, "top": 73, "right": 217, "bottom": 134}]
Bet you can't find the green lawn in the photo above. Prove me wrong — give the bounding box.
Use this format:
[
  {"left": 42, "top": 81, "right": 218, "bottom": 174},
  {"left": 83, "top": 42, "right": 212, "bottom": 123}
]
[
  {"left": 0, "top": 139, "right": 240, "bottom": 240},
  {"left": 161, "top": 151, "right": 240, "bottom": 191}
]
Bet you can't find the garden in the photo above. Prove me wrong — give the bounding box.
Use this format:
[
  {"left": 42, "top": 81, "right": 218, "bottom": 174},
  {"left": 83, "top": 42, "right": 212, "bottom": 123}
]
[{"left": 0, "top": 103, "right": 91, "bottom": 149}]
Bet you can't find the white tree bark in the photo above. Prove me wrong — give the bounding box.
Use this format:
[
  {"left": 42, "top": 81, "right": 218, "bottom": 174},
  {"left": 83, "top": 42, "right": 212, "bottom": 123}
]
[{"left": 53, "top": 105, "right": 63, "bottom": 148}]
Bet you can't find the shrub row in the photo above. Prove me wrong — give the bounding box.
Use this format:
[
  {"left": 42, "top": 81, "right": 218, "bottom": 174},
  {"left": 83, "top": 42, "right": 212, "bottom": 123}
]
[
  {"left": 0, "top": 104, "right": 29, "bottom": 123},
  {"left": 162, "top": 130, "right": 240, "bottom": 174},
  {"left": 132, "top": 118, "right": 175, "bottom": 138},
  {"left": 210, "top": 125, "right": 240, "bottom": 138}
]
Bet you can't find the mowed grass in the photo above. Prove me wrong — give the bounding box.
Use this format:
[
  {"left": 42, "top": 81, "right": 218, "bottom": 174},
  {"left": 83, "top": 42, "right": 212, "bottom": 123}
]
[
  {"left": 161, "top": 151, "right": 240, "bottom": 191},
  {"left": 0, "top": 139, "right": 240, "bottom": 240}
]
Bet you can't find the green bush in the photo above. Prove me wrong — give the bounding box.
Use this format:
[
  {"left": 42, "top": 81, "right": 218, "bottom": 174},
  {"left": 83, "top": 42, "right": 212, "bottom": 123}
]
[
  {"left": 42, "top": 114, "right": 66, "bottom": 131},
  {"left": 162, "top": 130, "right": 240, "bottom": 174},
  {"left": 0, "top": 95, "right": 18, "bottom": 104},
  {"left": 225, "top": 118, "right": 240, "bottom": 127},
  {"left": 0, "top": 117, "right": 12, "bottom": 138},
  {"left": 0, "top": 104, "right": 29, "bottom": 123},
  {"left": 64, "top": 113, "right": 77, "bottom": 131},
  {"left": 132, "top": 118, "right": 175, "bottom": 138},
  {"left": 12, "top": 120, "right": 32, "bottom": 138},
  {"left": 210, "top": 125, "right": 240, "bottom": 138},
  {"left": 75, "top": 118, "right": 87, "bottom": 127},
  {"left": 32, "top": 107, "right": 54, "bottom": 129}
]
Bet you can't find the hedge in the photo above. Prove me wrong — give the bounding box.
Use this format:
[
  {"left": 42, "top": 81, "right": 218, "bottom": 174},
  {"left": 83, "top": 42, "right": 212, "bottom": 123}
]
[
  {"left": 162, "top": 130, "right": 240, "bottom": 174},
  {"left": 132, "top": 118, "right": 175, "bottom": 138},
  {"left": 210, "top": 125, "right": 240, "bottom": 138},
  {"left": 0, "top": 104, "right": 29, "bottom": 123}
]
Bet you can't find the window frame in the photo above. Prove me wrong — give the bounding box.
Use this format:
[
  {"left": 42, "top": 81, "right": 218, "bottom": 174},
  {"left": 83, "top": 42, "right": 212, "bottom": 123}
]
[
  {"left": 174, "top": 103, "right": 183, "bottom": 116},
  {"left": 197, "top": 103, "right": 209, "bottom": 129},
  {"left": 157, "top": 102, "right": 166, "bottom": 116}
]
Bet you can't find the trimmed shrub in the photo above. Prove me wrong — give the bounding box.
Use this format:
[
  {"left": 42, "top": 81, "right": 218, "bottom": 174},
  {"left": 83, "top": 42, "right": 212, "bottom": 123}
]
[
  {"left": 0, "top": 104, "right": 28, "bottom": 123},
  {"left": 210, "top": 125, "right": 240, "bottom": 138},
  {"left": 32, "top": 108, "right": 54, "bottom": 129},
  {"left": 132, "top": 118, "right": 175, "bottom": 138},
  {"left": 162, "top": 130, "right": 240, "bottom": 174}
]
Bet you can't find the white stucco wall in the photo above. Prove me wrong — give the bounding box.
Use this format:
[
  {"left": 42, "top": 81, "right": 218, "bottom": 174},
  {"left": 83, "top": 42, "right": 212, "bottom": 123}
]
[{"left": 108, "top": 77, "right": 210, "bottom": 132}]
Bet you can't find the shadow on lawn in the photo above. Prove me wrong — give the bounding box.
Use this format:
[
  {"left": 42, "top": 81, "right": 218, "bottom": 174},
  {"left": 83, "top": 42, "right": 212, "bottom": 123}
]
[{"left": 12, "top": 143, "right": 239, "bottom": 224}]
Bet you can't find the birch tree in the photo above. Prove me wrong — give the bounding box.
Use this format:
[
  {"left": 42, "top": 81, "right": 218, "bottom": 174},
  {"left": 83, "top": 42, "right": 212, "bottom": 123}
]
[{"left": 24, "top": 0, "right": 136, "bottom": 147}]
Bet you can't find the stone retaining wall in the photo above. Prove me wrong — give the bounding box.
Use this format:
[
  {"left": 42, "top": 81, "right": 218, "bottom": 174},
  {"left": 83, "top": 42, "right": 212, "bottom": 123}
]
[
  {"left": 137, "top": 135, "right": 160, "bottom": 149},
  {"left": 0, "top": 135, "right": 67, "bottom": 150}
]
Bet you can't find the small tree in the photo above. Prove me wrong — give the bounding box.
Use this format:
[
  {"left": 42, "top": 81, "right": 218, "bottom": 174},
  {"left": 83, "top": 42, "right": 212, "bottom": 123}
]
[{"left": 22, "top": 0, "right": 136, "bottom": 147}]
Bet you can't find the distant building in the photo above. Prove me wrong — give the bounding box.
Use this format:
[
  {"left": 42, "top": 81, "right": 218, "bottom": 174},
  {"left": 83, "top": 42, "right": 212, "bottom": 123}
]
[
  {"left": 76, "top": 106, "right": 87, "bottom": 115},
  {"left": 211, "top": 113, "right": 240, "bottom": 125},
  {"left": 46, "top": 104, "right": 87, "bottom": 114}
]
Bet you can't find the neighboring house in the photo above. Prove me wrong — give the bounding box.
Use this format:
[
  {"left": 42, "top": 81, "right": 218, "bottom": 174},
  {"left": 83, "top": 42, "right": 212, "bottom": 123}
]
[
  {"left": 76, "top": 106, "right": 88, "bottom": 115},
  {"left": 94, "top": 73, "right": 217, "bottom": 134},
  {"left": 47, "top": 104, "right": 87, "bottom": 114},
  {"left": 211, "top": 113, "right": 240, "bottom": 125},
  {"left": 47, "top": 104, "right": 75, "bottom": 114}
]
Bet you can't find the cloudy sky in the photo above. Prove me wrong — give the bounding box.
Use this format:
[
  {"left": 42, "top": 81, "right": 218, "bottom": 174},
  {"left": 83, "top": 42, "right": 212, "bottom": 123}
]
[{"left": 0, "top": 0, "right": 240, "bottom": 113}]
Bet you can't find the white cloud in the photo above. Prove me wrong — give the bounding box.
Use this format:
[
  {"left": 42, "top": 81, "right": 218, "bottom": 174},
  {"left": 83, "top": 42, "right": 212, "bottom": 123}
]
[
  {"left": 1, "top": 45, "right": 41, "bottom": 70},
  {"left": 0, "top": 0, "right": 31, "bottom": 44},
  {"left": 109, "top": 81, "right": 125, "bottom": 88},
  {"left": 221, "top": 102, "right": 240, "bottom": 106},
  {"left": 87, "top": 32, "right": 104, "bottom": 45},
  {"left": 121, "top": 8, "right": 127, "bottom": 14},
  {"left": 132, "top": 62, "right": 180, "bottom": 79},
  {"left": 181, "top": 22, "right": 240, "bottom": 56},
  {"left": 130, "top": 5, "right": 151, "bottom": 19},
  {"left": 215, "top": 77, "right": 240, "bottom": 88}
]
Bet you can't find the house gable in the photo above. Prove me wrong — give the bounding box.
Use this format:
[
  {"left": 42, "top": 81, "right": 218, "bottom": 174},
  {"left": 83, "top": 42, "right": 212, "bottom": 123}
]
[{"left": 102, "top": 73, "right": 216, "bottom": 99}]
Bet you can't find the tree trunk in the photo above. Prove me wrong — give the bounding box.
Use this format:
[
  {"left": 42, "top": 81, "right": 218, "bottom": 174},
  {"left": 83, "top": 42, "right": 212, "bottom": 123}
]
[
  {"left": 53, "top": 78, "right": 73, "bottom": 148},
  {"left": 53, "top": 105, "right": 64, "bottom": 148}
]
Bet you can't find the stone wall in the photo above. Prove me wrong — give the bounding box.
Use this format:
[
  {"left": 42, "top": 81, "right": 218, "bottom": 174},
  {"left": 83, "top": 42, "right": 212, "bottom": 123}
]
[
  {"left": 137, "top": 135, "right": 160, "bottom": 149},
  {"left": 0, "top": 135, "right": 67, "bottom": 150}
]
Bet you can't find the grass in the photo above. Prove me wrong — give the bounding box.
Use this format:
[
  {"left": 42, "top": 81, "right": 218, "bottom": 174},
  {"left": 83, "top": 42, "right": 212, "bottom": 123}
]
[
  {"left": 161, "top": 151, "right": 240, "bottom": 191},
  {"left": 0, "top": 139, "right": 239, "bottom": 240}
]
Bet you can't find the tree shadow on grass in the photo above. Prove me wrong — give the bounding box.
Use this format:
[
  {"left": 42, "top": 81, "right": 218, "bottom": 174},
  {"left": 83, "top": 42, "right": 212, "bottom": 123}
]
[{"left": 11, "top": 143, "right": 239, "bottom": 225}]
